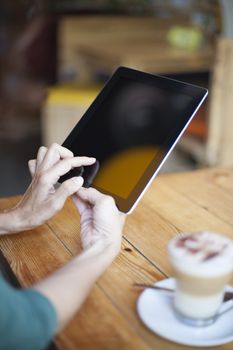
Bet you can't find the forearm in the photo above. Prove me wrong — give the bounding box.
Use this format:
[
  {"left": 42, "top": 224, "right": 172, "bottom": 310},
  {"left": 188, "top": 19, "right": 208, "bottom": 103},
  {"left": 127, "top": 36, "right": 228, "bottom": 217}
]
[
  {"left": 0, "top": 277, "right": 57, "bottom": 350},
  {"left": 33, "top": 241, "right": 119, "bottom": 331}
]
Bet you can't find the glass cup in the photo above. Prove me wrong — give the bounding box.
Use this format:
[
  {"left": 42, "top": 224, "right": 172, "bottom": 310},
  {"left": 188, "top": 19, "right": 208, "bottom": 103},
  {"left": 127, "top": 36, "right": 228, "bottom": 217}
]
[{"left": 168, "top": 231, "right": 233, "bottom": 326}]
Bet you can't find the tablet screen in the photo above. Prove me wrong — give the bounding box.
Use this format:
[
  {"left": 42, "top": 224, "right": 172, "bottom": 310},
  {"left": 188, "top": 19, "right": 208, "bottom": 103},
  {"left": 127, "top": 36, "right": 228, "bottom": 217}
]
[{"left": 62, "top": 67, "right": 207, "bottom": 213}]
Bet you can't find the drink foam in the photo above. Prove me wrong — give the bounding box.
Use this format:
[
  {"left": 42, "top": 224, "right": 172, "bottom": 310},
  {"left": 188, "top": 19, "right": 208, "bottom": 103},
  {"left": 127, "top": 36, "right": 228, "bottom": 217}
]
[{"left": 168, "top": 231, "right": 233, "bottom": 276}]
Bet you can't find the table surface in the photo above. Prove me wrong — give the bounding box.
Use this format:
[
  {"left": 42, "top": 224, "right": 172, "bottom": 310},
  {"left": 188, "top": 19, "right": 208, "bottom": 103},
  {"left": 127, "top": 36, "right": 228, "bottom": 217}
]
[{"left": 0, "top": 167, "right": 233, "bottom": 350}]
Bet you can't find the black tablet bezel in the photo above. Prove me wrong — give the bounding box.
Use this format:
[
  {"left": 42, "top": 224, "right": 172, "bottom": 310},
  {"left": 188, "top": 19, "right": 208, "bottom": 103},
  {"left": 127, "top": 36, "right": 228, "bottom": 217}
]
[{"left": 62, "top": 67, "right": 208, "bottom": 213}]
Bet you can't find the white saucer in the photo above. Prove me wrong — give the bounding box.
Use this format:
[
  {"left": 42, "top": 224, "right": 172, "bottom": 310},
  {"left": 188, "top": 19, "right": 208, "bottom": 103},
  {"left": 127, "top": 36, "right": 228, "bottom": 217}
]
[{"left": 137, "top": 278, "right": 233, "bottom": 347}]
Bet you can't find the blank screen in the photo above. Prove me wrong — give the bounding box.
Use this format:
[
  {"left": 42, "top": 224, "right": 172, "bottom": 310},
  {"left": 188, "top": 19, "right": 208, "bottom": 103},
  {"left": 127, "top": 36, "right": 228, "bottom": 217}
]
[{"left": 62, "top": 76, "right": 193, "bottom": 199}]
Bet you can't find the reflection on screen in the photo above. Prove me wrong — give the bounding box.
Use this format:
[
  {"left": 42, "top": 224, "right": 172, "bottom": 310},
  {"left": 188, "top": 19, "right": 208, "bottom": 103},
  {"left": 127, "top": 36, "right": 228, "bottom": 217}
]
[
  {"left": 93, "top": 146, "right": 160, "bottom": 198},
  {"left": 65, "top": 77, "right": 192, "bottom": 199}
]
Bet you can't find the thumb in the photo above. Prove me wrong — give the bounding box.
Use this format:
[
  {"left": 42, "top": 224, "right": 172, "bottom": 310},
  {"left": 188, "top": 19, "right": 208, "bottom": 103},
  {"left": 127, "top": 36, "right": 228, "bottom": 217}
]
[
  {"left": 72, "top": 194, "right": 87, "bottom": 215},
  {"left": 53, "top": 177, "right": 84, "bottom": 209},
  {"left": 28, "top": 159, "right": 36, "bottom": 177},
  {"left": 77, "top": 187, "right": 105, "bottom": 206}
]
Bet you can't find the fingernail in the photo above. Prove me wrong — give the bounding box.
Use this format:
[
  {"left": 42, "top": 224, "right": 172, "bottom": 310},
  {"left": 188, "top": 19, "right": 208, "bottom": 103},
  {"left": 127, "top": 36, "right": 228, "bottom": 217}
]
[{"left": 73, "top": 176, "right": 84, "bottom": 185}]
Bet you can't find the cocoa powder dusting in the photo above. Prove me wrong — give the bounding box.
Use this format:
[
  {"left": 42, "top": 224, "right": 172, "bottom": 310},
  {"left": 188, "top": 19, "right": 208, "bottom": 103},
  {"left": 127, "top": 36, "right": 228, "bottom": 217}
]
[{"left": 203, "top": 251, "right": 220, "bottom": 261}]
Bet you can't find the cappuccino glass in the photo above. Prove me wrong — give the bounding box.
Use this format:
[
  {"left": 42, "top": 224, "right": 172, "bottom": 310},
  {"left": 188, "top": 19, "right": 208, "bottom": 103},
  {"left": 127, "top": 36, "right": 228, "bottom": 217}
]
[{"left": 168, "top": 231, "right": 233, "bottom": 326}]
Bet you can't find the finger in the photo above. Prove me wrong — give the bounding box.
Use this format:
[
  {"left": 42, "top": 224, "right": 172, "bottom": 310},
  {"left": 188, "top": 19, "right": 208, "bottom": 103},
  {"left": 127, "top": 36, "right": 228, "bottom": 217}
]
[
  {"left": 77, "top": 187, "right": 109, "bottom": 206},
  {"left": 72, "top": 194, "right": 88, "bottom": 215},
  {"left": 40, "top": 143, "right": 74, "bottom": 170},
  {"left": 36, "top": 146, "right": 48, "bottom": 170},
  {"left": 28, "top": 159, "right": 36, "bottom": 177},
  {"left": 53, "top": 177, "right": 84, "bottom": 209},
  {"left": 45, "top": 157, "right": 96, "bottom": 184},
  {"left": 119, "top": 212, "right": 126, "bottom": 225}
]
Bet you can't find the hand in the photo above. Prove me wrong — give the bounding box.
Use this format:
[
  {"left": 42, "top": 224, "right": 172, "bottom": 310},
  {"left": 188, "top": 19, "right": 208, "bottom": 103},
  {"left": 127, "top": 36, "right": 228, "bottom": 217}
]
[
  {"left": 13, "top": 143, "right": 96, "bottom": 231},
  {"left": 34, "top": 188, "right": 125, "bottom": 331},
  {"left": 73, "top": 187, "right": 125, "bottom": 256}
]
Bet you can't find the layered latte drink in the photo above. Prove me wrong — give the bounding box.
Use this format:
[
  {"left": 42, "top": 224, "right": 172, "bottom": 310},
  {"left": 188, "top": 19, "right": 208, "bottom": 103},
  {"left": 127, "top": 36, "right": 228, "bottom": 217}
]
[{"left": 168, "top": 232, "right": 233, "bottom": 323}]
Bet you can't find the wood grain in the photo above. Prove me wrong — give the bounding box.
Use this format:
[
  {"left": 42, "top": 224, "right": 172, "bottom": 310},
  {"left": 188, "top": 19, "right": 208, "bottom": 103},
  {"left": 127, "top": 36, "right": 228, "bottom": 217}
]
[
  {"left": 206, "top": 38, "right": 233, "bottom": 166},
  {"left": 1, "top": 168, "right": 233, "bottom": 349},
  {"left": 47, "top": 201, "right": 175, "bottom": 349},
  {"left": 0, "top": 203, "right": 151, "bottom": 349},
  {"left": 156, "top": 168, "right": 233, "bottom": 227},
  {"left": 125, "top": 169, "right": 233, "bottom": 276}
]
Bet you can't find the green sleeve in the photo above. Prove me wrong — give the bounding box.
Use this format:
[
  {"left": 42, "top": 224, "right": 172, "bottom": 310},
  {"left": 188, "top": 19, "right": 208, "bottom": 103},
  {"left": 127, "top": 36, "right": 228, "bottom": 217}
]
[{"left": 0, "top": 276, "right": 57, "bottom": 350}]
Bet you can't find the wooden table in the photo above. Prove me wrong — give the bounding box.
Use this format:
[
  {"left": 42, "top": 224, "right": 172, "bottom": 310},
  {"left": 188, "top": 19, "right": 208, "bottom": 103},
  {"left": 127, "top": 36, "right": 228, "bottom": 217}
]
[
  {"left": 59, "top": 16, "right": 215, "bottom": 82},
  {"left": 77, "top": 38, "right": 214, "bottom": 76},
  {"left": 0, "top": 167, "right": 233, "bottom": 350}
]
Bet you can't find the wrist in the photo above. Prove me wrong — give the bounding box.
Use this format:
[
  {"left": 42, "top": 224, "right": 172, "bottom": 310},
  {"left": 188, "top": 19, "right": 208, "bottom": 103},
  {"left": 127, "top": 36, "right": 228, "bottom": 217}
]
[
  {"left": 79, "top": 238, "right": 121, "bottom": 269},
  {"left": 0, "top": 208, "right": 22, "bottom": 234},
  {"left": 84, "top": 237, "right": 121, "bottom": 259}
]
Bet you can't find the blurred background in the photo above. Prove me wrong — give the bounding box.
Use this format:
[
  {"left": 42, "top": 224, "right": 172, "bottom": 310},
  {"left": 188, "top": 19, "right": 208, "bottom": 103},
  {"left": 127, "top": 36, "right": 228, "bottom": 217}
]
[{"left": 0, "top": 0, "right": 232, "bottom": 197}]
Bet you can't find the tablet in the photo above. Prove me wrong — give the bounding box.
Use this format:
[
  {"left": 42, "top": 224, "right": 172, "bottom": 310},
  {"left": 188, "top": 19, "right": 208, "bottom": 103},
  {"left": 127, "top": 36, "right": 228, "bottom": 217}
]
[{"left": 61, "top": 67, "right": 208, "bottom": 214}]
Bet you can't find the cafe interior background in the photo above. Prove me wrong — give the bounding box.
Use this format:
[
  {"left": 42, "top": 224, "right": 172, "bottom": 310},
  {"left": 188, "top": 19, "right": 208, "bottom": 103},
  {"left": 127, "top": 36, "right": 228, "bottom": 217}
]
[{"left": 0, "top": 0, "right": 232, "bottom": 197}]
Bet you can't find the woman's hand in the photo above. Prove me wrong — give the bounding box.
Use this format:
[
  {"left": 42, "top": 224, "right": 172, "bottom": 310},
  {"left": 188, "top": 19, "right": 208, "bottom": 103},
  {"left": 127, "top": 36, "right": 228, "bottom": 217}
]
[
  {"left": 9, "top": 143, "right": 95, "bottom": 232},
  {"left": 73, "top": 187, "right": 125, "bottom": 257},
  {"left": 34, "top": 188, "right": 125, "bottom": 331}
]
